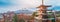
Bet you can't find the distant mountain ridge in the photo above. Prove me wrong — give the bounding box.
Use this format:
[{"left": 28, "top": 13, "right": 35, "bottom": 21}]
[{"left": 14, "top": 9, "right": 33, "bottom": 14}]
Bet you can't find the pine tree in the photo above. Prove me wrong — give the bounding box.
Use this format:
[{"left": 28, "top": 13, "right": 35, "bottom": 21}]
[
  {"left": 13, "top": 14, "right": 18, "bottom": 22},
  {"left": 19, "top": 19, "right": 25, "bottom": 22},
  {"left": 30, "top": 11, "right": 38, "bottom": 19}
]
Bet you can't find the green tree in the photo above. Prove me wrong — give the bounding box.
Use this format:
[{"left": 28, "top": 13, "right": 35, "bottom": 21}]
[
  {"left": 30, "top": 11, "right": 38, "bottom": 19},
  {"left": 47, "top": 12, "right": 54, "bottom": 18},
  {"left": 19, "top": 19, "right": 25, "bottom": 22},
  {"left": 13, "top": 14, "right": 18, "bottom": 22}
]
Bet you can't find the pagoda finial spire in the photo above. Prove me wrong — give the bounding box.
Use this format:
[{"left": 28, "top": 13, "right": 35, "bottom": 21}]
[{"left": 42, "top": 0, "right": 44, "bottom": 5}]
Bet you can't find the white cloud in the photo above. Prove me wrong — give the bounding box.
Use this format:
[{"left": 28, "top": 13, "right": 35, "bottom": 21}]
[
  {"left": 44, "top": 0, "right": 60, "bottom": 6},
  {"left": 16, "top": 0, "right": 41, "bottom": 7}
]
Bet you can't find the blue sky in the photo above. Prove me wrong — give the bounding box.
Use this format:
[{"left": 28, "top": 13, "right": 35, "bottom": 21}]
[{"left": 0, "top": 0, "right": 60, "bottom": 13}]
